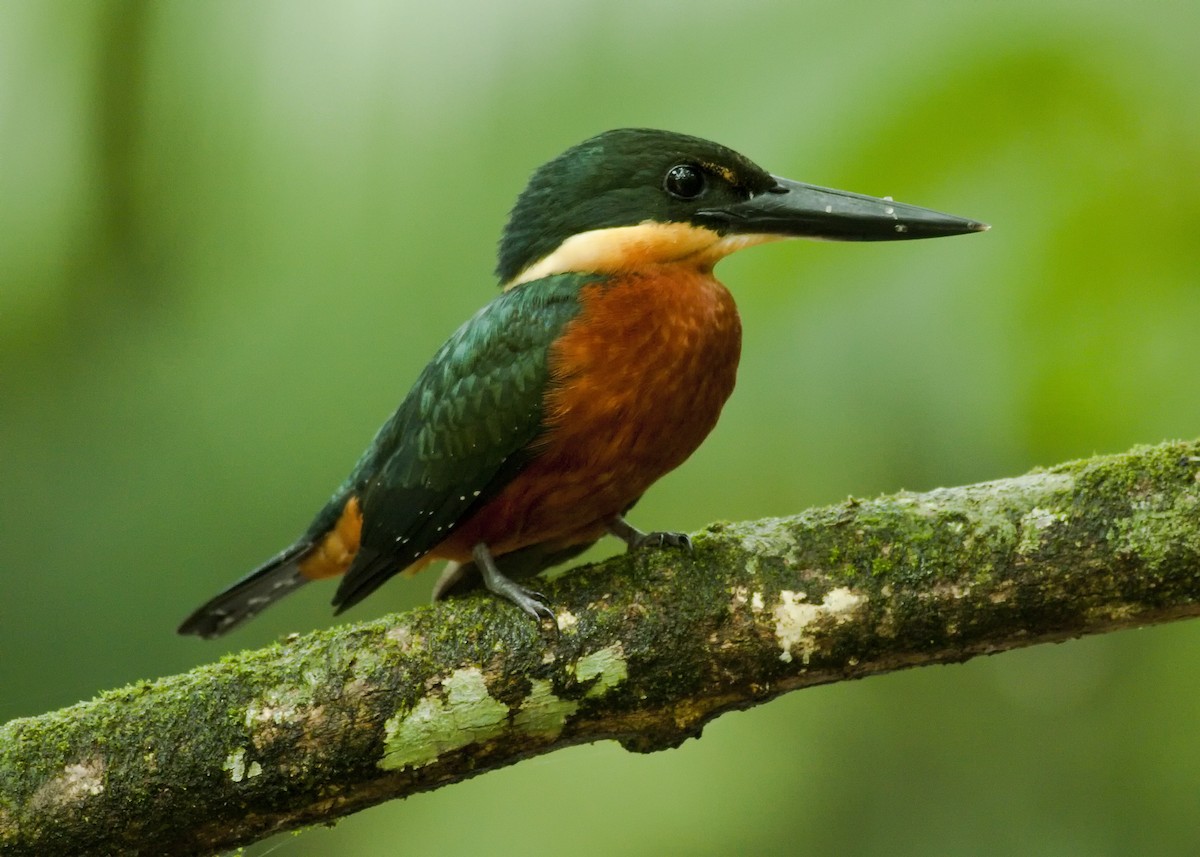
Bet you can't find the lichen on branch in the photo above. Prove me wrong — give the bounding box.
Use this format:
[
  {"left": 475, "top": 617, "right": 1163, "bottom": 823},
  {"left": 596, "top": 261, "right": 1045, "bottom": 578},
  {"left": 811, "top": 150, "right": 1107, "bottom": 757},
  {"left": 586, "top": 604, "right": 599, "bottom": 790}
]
[{"left": 2, "top": 440, "right": 1199, "bottom": 856}]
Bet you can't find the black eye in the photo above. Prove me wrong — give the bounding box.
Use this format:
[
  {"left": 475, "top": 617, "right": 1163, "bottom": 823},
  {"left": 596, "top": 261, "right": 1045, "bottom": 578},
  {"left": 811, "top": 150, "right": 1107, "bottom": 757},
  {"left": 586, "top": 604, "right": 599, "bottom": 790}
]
[{"left": 663, "top": 164, "right": 706, "bottom": 200}]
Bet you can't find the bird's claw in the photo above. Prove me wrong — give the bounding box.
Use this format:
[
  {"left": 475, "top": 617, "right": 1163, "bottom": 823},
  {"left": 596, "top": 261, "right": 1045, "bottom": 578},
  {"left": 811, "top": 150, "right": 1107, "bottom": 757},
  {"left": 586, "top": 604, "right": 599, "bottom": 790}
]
[
  {"left": 514, "top": 586, "right": 552, "bottom": 618},
  {"left": 496, "top": 581, "right": 560, "bottom": 637},
  {"left": 607, "top": 515, "right": 693, "bottom": 555},
  {"left": 515, "top": 588, "right": 559, "bottom": 637},
  {"left": 629, "top": 530, "right": 692, "bottom": 553},
  {"left": 473, "top": 542, "right": 557, "bottom": 633}
]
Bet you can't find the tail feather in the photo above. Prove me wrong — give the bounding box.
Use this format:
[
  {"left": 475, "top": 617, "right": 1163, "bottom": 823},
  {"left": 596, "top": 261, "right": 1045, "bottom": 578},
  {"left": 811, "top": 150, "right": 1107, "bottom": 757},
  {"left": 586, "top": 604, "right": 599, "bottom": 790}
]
[
  {"left": 330, "top": 547, "right": 400, "bottom": 616},
  {"left": 177, "top": 542, "right": 313, "bottom": 639}
]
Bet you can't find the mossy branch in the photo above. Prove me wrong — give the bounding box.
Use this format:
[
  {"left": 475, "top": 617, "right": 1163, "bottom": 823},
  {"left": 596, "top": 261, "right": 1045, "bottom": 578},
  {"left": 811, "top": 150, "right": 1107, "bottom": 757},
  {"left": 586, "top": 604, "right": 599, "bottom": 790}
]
[{"left": 3, "top": 440, "right": 1200, "bottom": 856}]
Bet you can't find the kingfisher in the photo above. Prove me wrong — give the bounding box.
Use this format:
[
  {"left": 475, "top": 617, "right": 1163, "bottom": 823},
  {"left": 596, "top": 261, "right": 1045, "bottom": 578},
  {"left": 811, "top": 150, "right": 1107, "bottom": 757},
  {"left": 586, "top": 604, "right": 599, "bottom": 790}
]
[{"left": 178, "top": 128, "right": 985, "bottom": 639}]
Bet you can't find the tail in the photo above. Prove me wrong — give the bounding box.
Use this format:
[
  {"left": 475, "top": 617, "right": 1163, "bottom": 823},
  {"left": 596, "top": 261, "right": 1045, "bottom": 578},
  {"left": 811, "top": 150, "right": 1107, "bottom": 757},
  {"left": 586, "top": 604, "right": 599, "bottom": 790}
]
[{"left": 177, "top": 542, "right": 313, "bottom": 639}]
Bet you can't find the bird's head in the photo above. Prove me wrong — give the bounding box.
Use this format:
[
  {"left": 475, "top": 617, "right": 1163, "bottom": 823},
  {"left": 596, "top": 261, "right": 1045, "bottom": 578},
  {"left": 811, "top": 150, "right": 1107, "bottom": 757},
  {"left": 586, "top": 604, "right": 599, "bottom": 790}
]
[{"left": 497, "top": 128, "right": 986, "bottom": 287}]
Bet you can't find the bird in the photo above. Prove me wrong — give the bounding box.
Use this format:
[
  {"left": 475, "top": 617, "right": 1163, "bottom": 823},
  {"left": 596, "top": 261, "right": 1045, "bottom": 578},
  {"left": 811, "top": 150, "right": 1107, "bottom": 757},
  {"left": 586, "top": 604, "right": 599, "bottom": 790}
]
[{"left": 178, "top": 128, "right": 986, "bottom": 639}]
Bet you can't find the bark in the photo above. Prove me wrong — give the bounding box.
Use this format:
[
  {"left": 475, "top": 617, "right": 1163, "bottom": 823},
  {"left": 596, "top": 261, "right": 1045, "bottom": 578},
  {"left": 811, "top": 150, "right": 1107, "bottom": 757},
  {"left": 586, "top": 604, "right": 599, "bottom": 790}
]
[{"left": 2, "top": 439, "right": 1199, "bottom": 856}]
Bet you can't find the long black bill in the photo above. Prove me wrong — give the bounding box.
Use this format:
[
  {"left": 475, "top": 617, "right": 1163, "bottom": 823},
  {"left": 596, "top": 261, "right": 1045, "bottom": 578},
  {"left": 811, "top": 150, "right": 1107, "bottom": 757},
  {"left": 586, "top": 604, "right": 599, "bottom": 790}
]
[{"left": 698, "top": 175, "right": 988, "bottom": 241}]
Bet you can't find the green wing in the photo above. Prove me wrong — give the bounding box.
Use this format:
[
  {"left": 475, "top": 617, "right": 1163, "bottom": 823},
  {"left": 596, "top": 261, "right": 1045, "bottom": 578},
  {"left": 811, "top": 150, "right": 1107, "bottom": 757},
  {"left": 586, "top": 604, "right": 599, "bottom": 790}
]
[{"left": 330, "top": 272, "right": 601, "bottom": 612}]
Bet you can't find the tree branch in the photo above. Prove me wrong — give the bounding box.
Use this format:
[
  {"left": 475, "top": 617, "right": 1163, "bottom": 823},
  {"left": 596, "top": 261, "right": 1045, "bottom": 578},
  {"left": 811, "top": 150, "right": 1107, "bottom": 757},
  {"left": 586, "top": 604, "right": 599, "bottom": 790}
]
[{"left": 3, "top": 440, "right": 1199, "bottom": 856}]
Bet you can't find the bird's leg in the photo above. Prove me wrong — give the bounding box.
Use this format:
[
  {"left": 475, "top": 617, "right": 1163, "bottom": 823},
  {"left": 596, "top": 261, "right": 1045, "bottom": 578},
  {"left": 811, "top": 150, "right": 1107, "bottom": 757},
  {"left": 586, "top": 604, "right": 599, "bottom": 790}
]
[
  {"left": 607, "top": 514, "right": 693, "bottom": 553},
  {"left": 471, "top": 542, "right": 556, "bottom": 622}
]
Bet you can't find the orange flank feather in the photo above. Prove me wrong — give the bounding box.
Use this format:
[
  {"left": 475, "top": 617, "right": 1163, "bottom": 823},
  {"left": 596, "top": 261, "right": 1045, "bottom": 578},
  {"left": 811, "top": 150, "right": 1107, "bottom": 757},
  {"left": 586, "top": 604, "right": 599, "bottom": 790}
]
[
  {"left": 431, "top": 262, "right": 742, "bottom": 562},
  {"left": 298, "top": 495, "right": 363, "bottom": 580}
]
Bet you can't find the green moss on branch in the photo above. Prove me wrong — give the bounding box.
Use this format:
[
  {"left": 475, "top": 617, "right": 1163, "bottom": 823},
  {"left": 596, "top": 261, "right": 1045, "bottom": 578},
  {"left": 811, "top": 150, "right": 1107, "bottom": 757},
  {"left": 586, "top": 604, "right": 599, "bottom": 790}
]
[{"left": 2, "top": 440, "right": 1199, "bottom": 856}]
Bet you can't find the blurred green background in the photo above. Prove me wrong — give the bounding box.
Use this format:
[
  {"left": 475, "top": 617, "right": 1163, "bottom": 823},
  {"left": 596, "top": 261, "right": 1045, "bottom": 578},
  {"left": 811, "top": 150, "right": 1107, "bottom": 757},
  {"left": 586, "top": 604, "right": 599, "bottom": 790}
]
[{"left": 3, "top": 1, "right": 1199, "bottom": 854}]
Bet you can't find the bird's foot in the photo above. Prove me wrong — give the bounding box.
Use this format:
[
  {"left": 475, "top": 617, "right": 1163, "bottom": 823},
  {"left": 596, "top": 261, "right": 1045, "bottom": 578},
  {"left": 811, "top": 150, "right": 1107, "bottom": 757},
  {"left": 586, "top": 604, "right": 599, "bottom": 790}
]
[
  {"left": 472, "top": 543, "right": 557, "bottom": 628},
  {"left": 607, "top": 515, "right": 693, "bottom": 554}
]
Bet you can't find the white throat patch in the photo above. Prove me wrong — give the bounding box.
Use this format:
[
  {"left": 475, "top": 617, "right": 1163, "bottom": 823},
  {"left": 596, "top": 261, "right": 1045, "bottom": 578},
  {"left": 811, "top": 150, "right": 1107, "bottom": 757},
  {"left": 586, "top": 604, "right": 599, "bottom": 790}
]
[{"left": 506, "top": 222, "right": 783, "bottom": 289}]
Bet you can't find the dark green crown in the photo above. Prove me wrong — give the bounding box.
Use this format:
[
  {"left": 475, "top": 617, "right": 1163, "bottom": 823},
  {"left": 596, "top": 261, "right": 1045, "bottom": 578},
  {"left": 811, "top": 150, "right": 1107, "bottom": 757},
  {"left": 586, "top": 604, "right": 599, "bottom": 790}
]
[{"left": 496, "top": 128, "right": 777, "bottom": 283}]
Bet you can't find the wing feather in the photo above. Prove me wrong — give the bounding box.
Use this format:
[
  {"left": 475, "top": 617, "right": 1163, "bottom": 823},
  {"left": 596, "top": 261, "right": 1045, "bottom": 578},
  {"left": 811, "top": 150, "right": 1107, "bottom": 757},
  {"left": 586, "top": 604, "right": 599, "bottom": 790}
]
[{"left": 331, "top": 273, "right": 600, "bottom": 611}]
